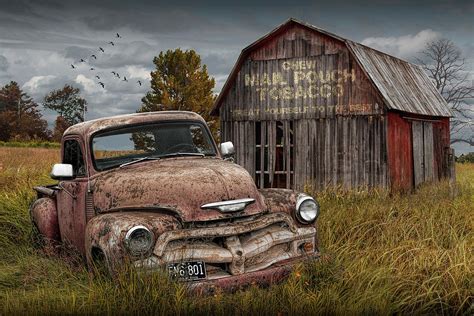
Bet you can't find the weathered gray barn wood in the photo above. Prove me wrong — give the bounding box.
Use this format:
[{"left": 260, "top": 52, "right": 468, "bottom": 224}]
[
  {"left": 412, "top": 121, "right": 425, "bottom": 187},
  {"left": 348, "top": 42, "right": 452, "bottom": 117},
  {"left": 214, "top": 19, "right": 452, "bottom": 191},
  {"left": 222, "top": 117, "right": 387, "bottom": 191},
  {"left": 423, "top": 122, "right": 434, "bottom": 182}
]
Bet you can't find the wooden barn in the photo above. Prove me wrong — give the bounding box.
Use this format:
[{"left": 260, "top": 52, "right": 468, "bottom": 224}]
[{"left": 211, "top": 18, "right": 453, "bottom": 191}]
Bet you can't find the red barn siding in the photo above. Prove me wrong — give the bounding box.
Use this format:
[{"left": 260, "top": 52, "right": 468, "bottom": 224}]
[
  {"left": 387, "top": 112, "right": 451, "bottom": 191},
  {"left": 387, "top": 112, "right": 413, "bottom": 190}
]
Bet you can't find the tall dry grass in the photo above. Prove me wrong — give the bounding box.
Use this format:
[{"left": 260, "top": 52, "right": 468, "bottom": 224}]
[{"left": 0, "top": 147, "right": 472, "bottom": 314}]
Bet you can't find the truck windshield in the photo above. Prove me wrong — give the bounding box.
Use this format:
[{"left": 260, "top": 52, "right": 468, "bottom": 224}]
[{"left": 92, "top": 122, "right": 217, "bottom": 171}]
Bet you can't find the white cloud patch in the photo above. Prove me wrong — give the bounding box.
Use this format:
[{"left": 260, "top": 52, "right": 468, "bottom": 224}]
[
  {"left": 22, "top": 75, "right": 57, "bottom": 93},
  {"left": 361, "top": 29, "right": 441, "bottom": 59},
  {"left": 126, "top": 65, "right": 150, "bottom": 80},
  {"left": 75, "top": 74, "right": 103, "bottom": 94}
]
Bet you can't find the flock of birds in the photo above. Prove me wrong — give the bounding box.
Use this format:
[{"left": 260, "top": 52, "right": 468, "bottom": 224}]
[{"left": 69, "top": 33, "right": 143, "bottom": 89}]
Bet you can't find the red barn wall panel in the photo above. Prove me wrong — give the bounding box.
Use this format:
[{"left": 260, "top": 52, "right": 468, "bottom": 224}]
[
  {"left": 387, "top": 112, "right": 413, "bottom": 190},
  {"left": 387, "top": 112, "right": 450, "bottom": 190}
]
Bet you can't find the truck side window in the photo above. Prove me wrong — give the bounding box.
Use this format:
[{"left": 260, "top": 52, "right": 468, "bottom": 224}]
[{"left": 63, "top": 139, "right": 86, "bottom": 177}]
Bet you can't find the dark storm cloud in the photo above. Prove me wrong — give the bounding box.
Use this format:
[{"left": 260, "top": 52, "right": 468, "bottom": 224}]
[
  {"left": 87, "top": 41, "right": 157, "bottom": 68},
  {"left": 0, "top": 0, "right": 36, "bottom": 15},
  {"left": 63, "top": 46, "right": 96, "bottom": 62},
  {"left": 202, "top": 52, "right": 237, "bottom": 76}
]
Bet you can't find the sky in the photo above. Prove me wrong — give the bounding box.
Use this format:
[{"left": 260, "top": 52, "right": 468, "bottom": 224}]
[{"left": 0, "top": 0, "right": 472, "bottom": 153}]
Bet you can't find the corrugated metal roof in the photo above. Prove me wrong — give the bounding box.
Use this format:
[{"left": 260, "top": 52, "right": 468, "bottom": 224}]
[
  {"left": 347, "top": 41, "right": 452, "bottom": 117},
  {"left": 211, "top": 19, "right": 453, "bottom": 118}
]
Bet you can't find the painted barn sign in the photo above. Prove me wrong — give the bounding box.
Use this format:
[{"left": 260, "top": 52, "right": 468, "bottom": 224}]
[
  {"left": 212, "top": 19, "right": 453, "bottom": 191},
  {"left": 227, "top": 54, "right": 383, "bottom": 121}
]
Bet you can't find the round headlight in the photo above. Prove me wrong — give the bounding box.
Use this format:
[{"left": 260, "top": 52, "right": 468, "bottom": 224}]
[
  {"left": 296, "top": 196, "right": 319, "bottom": 224},
  {"left": 124, "top": 225, "right": 154, "bottom": 257}
]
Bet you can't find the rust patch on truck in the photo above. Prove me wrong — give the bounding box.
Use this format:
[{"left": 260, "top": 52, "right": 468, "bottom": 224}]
[{"left": 30, "top": 197, "right": 60, "bottom": 241}]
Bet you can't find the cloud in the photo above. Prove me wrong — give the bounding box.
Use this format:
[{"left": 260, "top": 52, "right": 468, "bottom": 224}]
[
  {"left": 361, "top": 29, "right": 441, "bottom": 59},
  {"left": 22, "top": 75, "right": 58, "bottom": 94},
  {"left": 63, "top": 46, "right": 96, "bottom": 62},
  {"left": 0, "top": 55, "right": 8, "bottom": 71},
  {"left": 75, "top": 74, "right": 103, "bottom": 94},
  {"left": 126, "top": 65, "right": 151, "bottom": 80},
  {"left": 90, "top": 41, "right": 157, "bottom": 68},
  {"left": 202, "top": 51, "right": 237, "bottom": 75}
]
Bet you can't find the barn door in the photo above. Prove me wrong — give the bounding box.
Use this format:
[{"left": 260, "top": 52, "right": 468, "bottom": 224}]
[
  {"left": 255, "top": 121, "right": 294, "bottom": 189},
  {"left": 412, "top": 121, "right": 434, "bottom": 187}
]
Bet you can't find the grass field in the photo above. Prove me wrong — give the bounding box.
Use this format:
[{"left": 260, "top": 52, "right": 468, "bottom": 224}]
[{"left": 0, "top": 147, "right": 472, "bottom": 314}]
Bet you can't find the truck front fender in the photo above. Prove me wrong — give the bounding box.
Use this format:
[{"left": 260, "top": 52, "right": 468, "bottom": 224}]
[
  {"left": 259, "top": 188, "right": 301, "bottom": 215},
  {"left": 30, "top": 197, "right": 60, "bottom": 242},
  {"left": 84, "top": 212, "right": 181, "bottom": 269}
]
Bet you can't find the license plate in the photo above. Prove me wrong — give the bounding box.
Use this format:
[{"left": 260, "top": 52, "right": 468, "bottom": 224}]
[{"left": 167, "top": 261, "right": 207, "bottom": 280}]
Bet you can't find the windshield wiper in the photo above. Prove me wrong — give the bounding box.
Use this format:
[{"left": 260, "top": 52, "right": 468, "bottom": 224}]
[
  {"left": 119, "top": 156, "right": 160, "bottom": 168},
  {"left": 157, "top": 153, "right": 205, "bottom": 159}
]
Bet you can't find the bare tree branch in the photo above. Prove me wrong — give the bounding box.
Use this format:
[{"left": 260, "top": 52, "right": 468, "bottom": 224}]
[{"left": 417, "top": 38, "right": 474, "bottom": 146}]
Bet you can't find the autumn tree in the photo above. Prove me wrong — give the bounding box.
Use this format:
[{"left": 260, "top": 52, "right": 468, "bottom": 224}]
[
  {"left": 139, "top": 49, "right": 218, "bottom": 136},
  {"left": 417, "top": 39, "right": 474, "bottom": 146},
  {"left": 0, "top": 81, "right": 50, "bottom": 141},
  {"left": 43, "top": 84, "right": 87, "bottom": 125},
  {"left": 52, "top": 116, "right": 71, "bottom": 142}
]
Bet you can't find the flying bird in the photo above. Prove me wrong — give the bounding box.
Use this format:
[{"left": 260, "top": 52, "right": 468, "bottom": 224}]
[
  {"left": 91, "top": 54, "right": 97, "bottom": 59},
  {"left": 80, "top": 59, "right": 85, "bottom": 62},
  {"left": 99, "top": 47, "right": 105, "bottom": 52},
  {"left": 71, "top": 64, "right": 75, "bottom": 69},
  {"left": 90, "top": 67, "right": 95, "bottom": 71},
  {"left": 137, "top": 80, "right": 142, "bottom": 86},
  {"left": 98, "top": 82, "right": 105, "bottom": 88},
  {"left": 95, "top": 75, "right": 100, "bottom": 79},
  {"left": 123, "top": 76, "right": 128, "bottom": 82},
  {"left": 116, "top": 33, "right": 121, "bottom": 38},
  {"left": 109, "top": 41, "right": 115, "bottom": 46}
]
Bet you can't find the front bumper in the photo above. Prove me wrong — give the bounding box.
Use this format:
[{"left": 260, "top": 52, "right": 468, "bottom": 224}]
[
  {"left": 134, "top": 212, "right": 318, "bottom": 285},
  {"left": 189, "top": 253, "right": 319, "bottom": 294}
]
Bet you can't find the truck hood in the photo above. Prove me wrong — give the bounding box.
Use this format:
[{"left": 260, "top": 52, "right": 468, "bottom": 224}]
[{"left": 92, "top": 157, "right": 267, "bottom": 222}]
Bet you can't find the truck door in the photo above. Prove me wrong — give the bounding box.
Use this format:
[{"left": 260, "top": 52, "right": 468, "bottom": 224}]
[{"left": 56, "top": 138, "right": 88, "bottom": 254}]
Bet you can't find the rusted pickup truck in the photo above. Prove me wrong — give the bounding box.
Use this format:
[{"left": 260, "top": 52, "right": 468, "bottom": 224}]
[{"left": 30, "top": 111, "right": 320, "bottom": 290}]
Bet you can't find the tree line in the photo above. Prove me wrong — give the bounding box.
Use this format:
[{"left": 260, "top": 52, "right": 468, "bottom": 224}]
[{"left": 0, "top": 41, "right": 472, "bottom": 145}]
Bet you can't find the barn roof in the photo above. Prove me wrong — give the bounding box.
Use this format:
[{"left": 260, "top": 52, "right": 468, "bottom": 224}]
[
  {"left": 211, "top": 18, "right": 452, "bottom": 117},
  {"left": 347, "top": 41, "right": 452, "bottom": 117}
]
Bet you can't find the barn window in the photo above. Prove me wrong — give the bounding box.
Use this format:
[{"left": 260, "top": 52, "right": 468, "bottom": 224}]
[{"left": 255, "top": 121, "right": 294, "bottom": 189}]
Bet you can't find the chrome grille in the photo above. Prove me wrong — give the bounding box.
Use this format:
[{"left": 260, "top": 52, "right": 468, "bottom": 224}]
[{"left": 134, "top": 213, "right": 316, "bottom": 279}]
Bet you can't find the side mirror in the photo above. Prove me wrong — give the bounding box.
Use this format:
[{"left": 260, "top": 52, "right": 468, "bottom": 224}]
[
  {"left": 220, "top": 141, "right": 235, "bottom": 159},
  {"left": 50, "top": 163, "right": 74, "bottom": 180}
]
